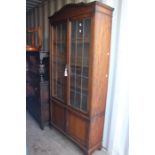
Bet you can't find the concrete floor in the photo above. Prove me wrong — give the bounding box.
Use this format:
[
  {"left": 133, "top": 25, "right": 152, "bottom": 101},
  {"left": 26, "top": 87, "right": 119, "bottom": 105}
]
[{"left": 26, "top": 112, "right": 108, "bottom": 155}]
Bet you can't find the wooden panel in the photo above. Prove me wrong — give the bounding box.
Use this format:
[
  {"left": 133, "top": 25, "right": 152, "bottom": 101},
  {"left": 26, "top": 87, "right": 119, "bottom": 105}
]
[
  {"left": 49, "top": 2, "right": 113, "bottom": 24},
  {"left": 40, "top": 82, "right": 49, "bottom": 123},
  {"left": 88, "top": 115, "right": 104, "bottom": 148},
  {"left": 89, "top": 11, "right": 112, "bottom": 117},
  {"left": 51, "top": 101, "right": 66, "bottom": 131},
  {"left": 43, "top": 103, "right": 49, "bottom": 122},
  {"left": 49, "top": 25, "right": 54, "bottom": 98},
  {"left": 95, "top": 3, "right": 113, "bottom": 16},
  {"left": 40, "top": 82, "right": 49, "bottom": 103},
  {"left": 67, "top": 111, "right": 88, "bottom": 145},
  {"left": 49, "top": 3, "right": 93, "bottom": 23}
]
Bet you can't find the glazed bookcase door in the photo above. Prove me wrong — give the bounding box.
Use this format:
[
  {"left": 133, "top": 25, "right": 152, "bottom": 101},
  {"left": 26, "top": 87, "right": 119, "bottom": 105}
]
[
  {"left": 69, "top": 18, "right": 91, "bottom": 112},
  {"left": 52, "top": 22, "right": 67, "bottom": 103}
]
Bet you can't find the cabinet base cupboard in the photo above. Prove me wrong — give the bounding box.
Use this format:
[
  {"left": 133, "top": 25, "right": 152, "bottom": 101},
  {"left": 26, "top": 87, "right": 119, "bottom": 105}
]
[{"left": 49, "top": 2, "right": 113, "bottom": 155}]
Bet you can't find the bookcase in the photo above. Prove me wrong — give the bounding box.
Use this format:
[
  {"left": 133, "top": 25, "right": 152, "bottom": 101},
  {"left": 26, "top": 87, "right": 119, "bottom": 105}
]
[
  {"left": 26, "top": 26, "right": 49, "bottom": 129},
  {"left": 49, "top": 2, "right": 113, "bottom": 154},
  {"left": 26, "top": 51, "right": 49, "bottom": 129}
]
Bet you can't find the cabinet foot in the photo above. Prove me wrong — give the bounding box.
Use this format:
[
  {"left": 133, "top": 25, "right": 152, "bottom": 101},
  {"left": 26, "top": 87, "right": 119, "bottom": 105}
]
[
  {"left": 85, "top": 150, "right": 92, "bottom": 155},
  {"left": 49, "top": 124, "right": 53, "bottom": 129},
  {"left": 40, "top": 123, "right": 44, "bottom": 130},
  {"left": 98, "top": 144, "right": 102, "bottom": 150}
]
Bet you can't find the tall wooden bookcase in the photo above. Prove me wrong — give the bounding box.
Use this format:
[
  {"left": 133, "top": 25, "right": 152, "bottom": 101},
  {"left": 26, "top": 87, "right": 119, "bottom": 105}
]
[
  {"left": 49, "top": 2, "right": 113, "bottom": 155},
  {"left": 26, "top": 52, "right": 49, "bottom": 129}
]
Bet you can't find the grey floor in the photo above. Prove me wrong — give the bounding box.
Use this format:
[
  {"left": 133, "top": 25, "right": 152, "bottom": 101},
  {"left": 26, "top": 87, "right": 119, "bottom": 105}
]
[{"left": 26, "top": 112, "right": 108, "bottom": 155}]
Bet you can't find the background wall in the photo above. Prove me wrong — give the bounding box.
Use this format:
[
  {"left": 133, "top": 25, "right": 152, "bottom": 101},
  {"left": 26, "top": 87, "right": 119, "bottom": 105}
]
[
  {"left": 26, "top": 0, "right": 127, "bottom": 154},
  {"left": 26, "top": 0, "right": 115, "bottom": 52}
]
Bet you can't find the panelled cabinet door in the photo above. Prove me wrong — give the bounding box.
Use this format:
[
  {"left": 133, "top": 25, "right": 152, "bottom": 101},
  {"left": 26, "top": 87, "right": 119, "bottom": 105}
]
[
  {"left": 66, "top": 111, "right": 88, "bottom": 145},
  {"left": 69, "top": 18, "right": 91, "bottom": 113},
  {"left": 52, "top": 22, "right": 67, "bottom": 103}
]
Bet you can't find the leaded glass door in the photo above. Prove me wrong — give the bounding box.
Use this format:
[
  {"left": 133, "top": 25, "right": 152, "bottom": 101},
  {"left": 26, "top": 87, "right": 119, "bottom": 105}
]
[
  {"left": 52, "top": 22, "right": 66, "bottom": 103},
  {"left": 69, "top": 18, "right": 91, "bottom": 112}
]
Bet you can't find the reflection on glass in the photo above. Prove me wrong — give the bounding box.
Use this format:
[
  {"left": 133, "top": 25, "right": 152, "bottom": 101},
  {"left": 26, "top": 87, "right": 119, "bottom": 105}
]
[
  {"left": 70, "top": 18, "right": 90, "bottom": 112},
  {"left": 52, "top": 23, "right": 66, "bottom": 101}
]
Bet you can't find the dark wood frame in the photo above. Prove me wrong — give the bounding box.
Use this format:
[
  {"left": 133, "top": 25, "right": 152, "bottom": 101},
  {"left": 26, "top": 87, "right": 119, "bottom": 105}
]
[
  {"left": 26, "top": 27, "right": 42, "bottom": 52},
  {"left": 49, "top": 2, "right": 113, "bottom": 155}
]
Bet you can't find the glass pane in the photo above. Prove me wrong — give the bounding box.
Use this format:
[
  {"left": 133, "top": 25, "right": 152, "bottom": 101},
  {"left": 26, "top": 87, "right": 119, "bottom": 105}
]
[
  {"left": 70, "top": 18, "right": 91, "bottom": 112},
  {"left": 34, "top": 32, "right": 38, "bottom": 47},
  {"left": 52, "top": 23, "right": 66, "bottom": 102},
  {"left": 26, "top": 32, "right": 32, "bottom": 45}
]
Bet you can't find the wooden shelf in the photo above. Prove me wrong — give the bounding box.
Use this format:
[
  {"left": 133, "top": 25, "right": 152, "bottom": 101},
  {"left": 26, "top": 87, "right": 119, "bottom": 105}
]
[{"left": 26, "top": 45, "right": 40, "bottom": 52}]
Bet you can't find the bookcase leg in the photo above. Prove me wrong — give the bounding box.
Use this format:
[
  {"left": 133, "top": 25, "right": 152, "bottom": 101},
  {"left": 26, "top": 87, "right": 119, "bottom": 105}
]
[
  {"left": 98, "top": 146, "right": 102, "bottom": 150},
  {"left": 40, "top": 123, "right": 44, "bottom": 130},
  {"left": 39, "top": 114, "right": 44, "bottom": 130},
  {"left": 98, "top": 144, "right": 102, "bottom": 150},
  {"left": 85, "top": 150, "right": 91, "bottom": 155}
]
